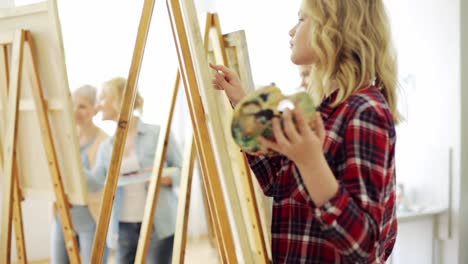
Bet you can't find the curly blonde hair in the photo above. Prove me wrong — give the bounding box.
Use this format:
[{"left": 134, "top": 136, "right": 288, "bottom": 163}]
[{"left": 301, "top": 0, "right": 400, "bottom": 122}]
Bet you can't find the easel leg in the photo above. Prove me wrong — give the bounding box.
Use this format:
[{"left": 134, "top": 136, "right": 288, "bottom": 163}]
[
  {"left": 12, "top": 171, "right": 27, "bottom": 264},
  {"left": 92, "top": 0, "right": 156, "bottom": 262},
  {"left": 23, "top": 31, "right": 81, "bottom": 264},
  {"left": 198, "top": 161, "right": 225, "bottom": 264},
  {"left": 192, "top": 139, "right": 227, "bottom": 262},
  {"left": 1, "top": 30, "right": 25, "bottom": 264},
  {"left": 0, "top": 142, "right": 26, "bottom": 264},
  {"left": 200, "top": 173, "right": 217, "bottom": 250},
  {"left": 135, "top": 72, "right": 180, "bottom": 262},
  {"left": 0, "top": 37, "right": 29, "bottom": 264},
  {"left": 172, "top": 135, "right": 196, "bottom": 264},
  {"left": 240, "top": 155, "right": 270, "bottom": 262}
]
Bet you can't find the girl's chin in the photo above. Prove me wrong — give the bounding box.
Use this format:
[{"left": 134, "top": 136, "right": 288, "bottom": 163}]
[
  {"left": 290, "top": 55, "right": 302, "bottom": 65},
  {"left": 290, "top": 53, "right": 314, "bottom": 65}
]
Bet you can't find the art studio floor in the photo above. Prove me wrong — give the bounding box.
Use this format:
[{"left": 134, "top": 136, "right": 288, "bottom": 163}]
[{"left": 17, "top": 238, "right": 219, "bottom": 264}]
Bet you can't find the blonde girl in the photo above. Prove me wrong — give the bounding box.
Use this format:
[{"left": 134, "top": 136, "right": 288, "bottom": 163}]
[
  {"left": 211, "top": 0, "right": 398, "bottom": 262},
  {"left": 86, "top": 77, "right": 182, "bottom": 264}
]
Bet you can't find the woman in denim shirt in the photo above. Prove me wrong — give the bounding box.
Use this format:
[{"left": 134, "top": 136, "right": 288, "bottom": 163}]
[
  {"left": 86, "top": 77, "right": 182, "bottom": 264},
  {"left": 51, "top": 85, "right": 109, "bottom": 264}
]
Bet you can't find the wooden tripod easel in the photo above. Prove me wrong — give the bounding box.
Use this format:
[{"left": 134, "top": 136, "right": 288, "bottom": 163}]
[
  {"left": 90, "top": 0, "right": 271, "bottom": 263},
  {"left": 167, "top": 3, "right": 271, "bottom": 260},
  {"left": 0, "top": 30, "right": 81, "bottom": 264},
  {"left": 134, "top": 13, "right": 270, "bottom": 263},
  {"left": 0, "top": 30, "right": 28, "bottom": 264}
]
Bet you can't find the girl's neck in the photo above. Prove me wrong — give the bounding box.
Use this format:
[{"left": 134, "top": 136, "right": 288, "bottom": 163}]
[
  {"left": 78, "top": 122, "right": 99, "bottom": 145},
  {"left": 128, "top": 117, "right": 139, "bottom": 135},
  {"left": 122, "top": 117, "right": 139, "bottom": 157}
]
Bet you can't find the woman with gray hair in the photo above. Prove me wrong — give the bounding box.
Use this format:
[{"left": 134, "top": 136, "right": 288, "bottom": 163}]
[{"left": 50, "top": 84, "right": 109, "bottom": 263}]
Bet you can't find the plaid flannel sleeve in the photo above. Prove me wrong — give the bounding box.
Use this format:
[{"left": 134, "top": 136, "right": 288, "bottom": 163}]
[
  {"left": 310, "top": 108, "right": 394, "bottom": 261},
  {"left": 245, "top": 153, "right": 284, "bottom": 197}
]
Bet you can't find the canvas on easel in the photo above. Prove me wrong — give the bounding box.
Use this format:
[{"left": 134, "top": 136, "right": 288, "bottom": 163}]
[
  {"left": 167, "top": 1, "right": 270, "bottom": 262},
  {"left": 0, "top": 1, "right": 87, "bottom": 204},
  {"left": 223, "top": 30, "right": 273, "bottom": 254},
  {"left": 208, "top": 28, "right": 273, "bottom": 261},
  {"left": 169, "top": 27, "right": 274, "bottom": 263},
  {"left": 0, "top": 1, "right": 86, "bottom": 263}
]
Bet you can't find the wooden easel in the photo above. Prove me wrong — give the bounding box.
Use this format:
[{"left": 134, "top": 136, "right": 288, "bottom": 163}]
[
  {"left": 204, "top": 14, "right": 270, "bottom": 263},
  {"left": 0, "top": 31, "right": 28, "bottom": 264},
  {"left": 90, "top": 0, "right": 270, "bottom": 263},
  {"left": 167, "top": 4, "right": 238, "bottom": 259},
  {"left": 135, "top": 13, "right": 270, "bottom": 263},
  {"left": 0, "top": 30, "right": 81, "bottom": 263}
]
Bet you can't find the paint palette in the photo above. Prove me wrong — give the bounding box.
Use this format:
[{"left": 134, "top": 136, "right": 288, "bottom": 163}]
[{"left": 231, "top": 84, "right": 316, "bottom": 156}]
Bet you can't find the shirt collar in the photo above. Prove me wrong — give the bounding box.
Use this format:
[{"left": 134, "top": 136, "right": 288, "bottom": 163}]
[
  {"left": 317, "top": 86, "right": 375, "bottom": 120},
  {"left": 136, "top": 118, "right": 147, "bottom": 135},
  {"left": 317, "top": 90, "right": 339, "bottom": 121}
]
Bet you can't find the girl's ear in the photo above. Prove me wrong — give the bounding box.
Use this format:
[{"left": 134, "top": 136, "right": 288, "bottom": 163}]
[{"left": 115, "top": 99, "right": 123, "bottom": 113}]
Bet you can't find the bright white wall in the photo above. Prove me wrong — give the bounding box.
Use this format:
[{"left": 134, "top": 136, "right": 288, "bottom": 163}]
[
  {"left": 0, "top": 0, "right": 14, "bottom": 8},
  {"left": 384, "top": 0, "right": 461, "bottom": 263}
]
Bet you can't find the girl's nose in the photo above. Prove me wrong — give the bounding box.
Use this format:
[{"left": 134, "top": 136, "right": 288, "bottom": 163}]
[{"left": 289, "top": 24, "right": 297, "bottom": 37}]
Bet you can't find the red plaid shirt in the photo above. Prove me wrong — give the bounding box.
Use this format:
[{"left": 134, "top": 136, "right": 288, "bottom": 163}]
[{"left": 247, "top": 86, "right": 397, "bottom": 263}]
